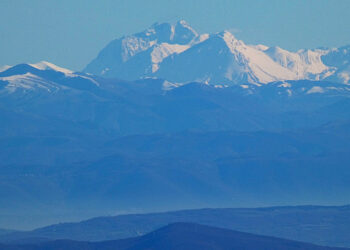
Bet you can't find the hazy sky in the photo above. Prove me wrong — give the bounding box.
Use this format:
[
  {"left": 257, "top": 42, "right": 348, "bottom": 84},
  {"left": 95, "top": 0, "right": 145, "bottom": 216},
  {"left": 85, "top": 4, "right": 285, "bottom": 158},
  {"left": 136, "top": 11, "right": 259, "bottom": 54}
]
[{"left": 1, "top": 0, "right": 350, "bottom": 70}]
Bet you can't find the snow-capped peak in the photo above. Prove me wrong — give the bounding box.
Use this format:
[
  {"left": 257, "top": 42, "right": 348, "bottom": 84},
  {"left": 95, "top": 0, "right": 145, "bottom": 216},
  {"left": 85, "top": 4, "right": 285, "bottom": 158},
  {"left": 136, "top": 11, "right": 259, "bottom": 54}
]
[
  {"left": 29, "top": 61, "right": 73, "bottom": 75},
  {"left": 220, "top": 30, "right": 245, "bottom": 51},
  {"left": 0, "top": 72, "right": 64, "bottom": 94},
  {"left": 149, "top": 20, "right": 198, "bottom": 45},
  {"left": 0, "top": 61, "right": 100, "bottom": 95}
]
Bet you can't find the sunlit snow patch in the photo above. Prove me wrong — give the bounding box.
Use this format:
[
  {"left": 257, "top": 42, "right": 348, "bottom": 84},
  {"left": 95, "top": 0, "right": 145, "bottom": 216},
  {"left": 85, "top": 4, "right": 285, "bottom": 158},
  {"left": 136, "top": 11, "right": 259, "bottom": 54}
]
[{"left": 307, "top": 86, "right": 325, "bottom": 94}]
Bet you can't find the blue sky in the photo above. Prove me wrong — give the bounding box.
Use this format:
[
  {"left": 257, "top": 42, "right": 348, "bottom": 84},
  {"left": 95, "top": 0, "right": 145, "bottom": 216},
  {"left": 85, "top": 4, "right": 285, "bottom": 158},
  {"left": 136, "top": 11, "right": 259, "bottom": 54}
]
[{"left": 1, "top": 0, "right": 350, "bottom": 70}]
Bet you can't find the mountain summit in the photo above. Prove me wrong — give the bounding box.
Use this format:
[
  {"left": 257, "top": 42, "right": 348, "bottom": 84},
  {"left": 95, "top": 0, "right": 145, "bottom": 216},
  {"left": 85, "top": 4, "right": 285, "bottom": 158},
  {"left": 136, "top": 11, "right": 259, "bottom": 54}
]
[
  {"left": 84, "top": 20, "right": 349, "bottom": 85},
  {"left": 84, "top": 20, "right": 204, "bottom": 79}
]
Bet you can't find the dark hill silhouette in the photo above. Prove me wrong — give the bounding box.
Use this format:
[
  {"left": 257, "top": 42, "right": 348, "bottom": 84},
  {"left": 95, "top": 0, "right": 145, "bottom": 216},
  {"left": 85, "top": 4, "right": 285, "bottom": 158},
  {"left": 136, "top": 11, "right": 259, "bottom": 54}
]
[
  {"left": 1, "top": 223, "right": 348, "bottom": 250},
  {"left": 2, "top": 206, "right": 350, "bottom": 248}
]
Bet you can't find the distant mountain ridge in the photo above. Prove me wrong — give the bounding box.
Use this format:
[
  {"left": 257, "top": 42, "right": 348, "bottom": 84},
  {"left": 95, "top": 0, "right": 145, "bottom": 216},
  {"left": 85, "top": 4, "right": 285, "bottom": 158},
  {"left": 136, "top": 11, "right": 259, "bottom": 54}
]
[
  {"left": 1, "top": 223, "right": 348, "bottom": 250},
  {"left": 3, "top": 205, "right": 350, "bottom": 248},
  {"left": 1, "top": 62, "right": 350, "bottom": 231},
  {"left": 84, "top": 20, "right": 350, "bottom": 85},
  {"left": 1, "top": 61, "right": 350, "bottom": 137}
]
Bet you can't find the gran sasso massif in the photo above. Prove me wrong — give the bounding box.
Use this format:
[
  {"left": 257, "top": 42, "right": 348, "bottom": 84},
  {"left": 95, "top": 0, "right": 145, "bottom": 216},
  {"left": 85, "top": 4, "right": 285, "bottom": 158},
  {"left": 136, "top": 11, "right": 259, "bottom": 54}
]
[{"left": 85, "top": 20, "right": 350, "bottom": 86}]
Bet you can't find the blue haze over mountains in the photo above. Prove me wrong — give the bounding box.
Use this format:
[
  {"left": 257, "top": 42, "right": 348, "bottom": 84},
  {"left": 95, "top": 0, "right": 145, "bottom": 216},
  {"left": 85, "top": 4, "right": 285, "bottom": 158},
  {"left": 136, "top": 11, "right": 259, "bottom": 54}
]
[{"left": 0, "top": 20, "right": 350, "bottom": 236}]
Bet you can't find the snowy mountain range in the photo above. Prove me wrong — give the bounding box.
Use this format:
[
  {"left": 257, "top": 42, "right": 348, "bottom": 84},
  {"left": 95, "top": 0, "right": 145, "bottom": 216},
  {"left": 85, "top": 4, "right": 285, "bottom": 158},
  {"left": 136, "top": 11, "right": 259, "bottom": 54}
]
[
  {"left": 2, "top": 60, "right": 350, "bottom": 100},
  {"left": 84, "top": 20, "right": 350, "bottom": 85},
  {"left": 2, "top": 20, "right": 350, "bottom": 91}
]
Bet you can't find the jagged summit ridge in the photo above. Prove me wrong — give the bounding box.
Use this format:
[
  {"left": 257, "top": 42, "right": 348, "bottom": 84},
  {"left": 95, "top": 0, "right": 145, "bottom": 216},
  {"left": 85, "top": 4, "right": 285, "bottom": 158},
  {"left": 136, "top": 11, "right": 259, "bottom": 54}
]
[
  {"left": 84, "top": 20, "right": 348, "bottom": 85},
  {"left": 84, "top": 20, "right": 204, "bottom": 79}
]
